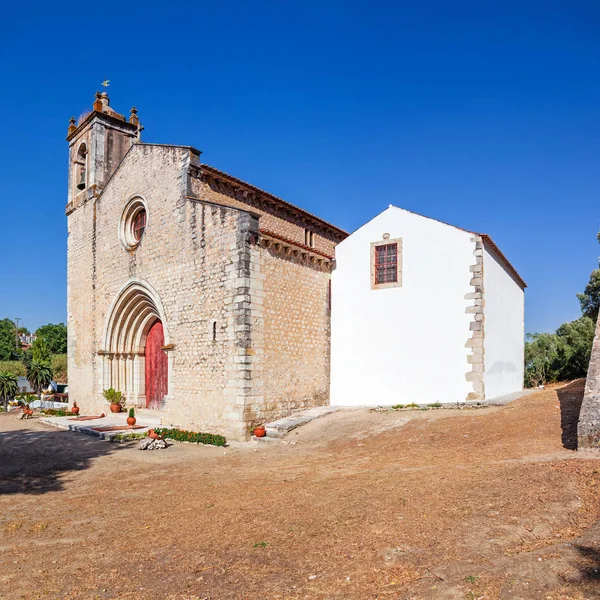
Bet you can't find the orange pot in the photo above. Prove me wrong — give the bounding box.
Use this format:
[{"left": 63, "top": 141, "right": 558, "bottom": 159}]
[
  {"left": 127, "top": 416, "right": 136, "bottom": 427},
  {"left": 71, "top": 406, "right": 80, "bottom": 415},
  {"left": 254, "top": 426, "right": 266, "bottom": 438},
  {"left": 109, "top": 403, "right": 121, "bottom": 413}
]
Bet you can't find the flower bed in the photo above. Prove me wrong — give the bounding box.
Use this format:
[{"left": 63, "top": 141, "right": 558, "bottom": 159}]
[
  {"left": 153, "top": 427, "right": 226, "bottom": 447},
  {"left": 40, "top": 409, "right": 77, "bottom": 417}
]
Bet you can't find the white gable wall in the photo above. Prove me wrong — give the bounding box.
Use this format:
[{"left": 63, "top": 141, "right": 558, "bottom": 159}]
[
  {"left": 482, "top": 243, "right": 525, "bottom": 398},
  {"left": 330, "top": 207, "right": 475, "bottom": 406}
]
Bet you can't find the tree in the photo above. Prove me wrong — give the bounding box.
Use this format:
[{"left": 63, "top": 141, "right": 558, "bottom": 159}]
[
  {"left": 555, "top": 316, "right": 596, "bottom": 380},
  {"left": 51, "top": 354, "right": 68, "bottom": 382},
  {"left": 31, "top": 337, "right": 51, "bottom": 365},
  {"left": 0, "top": 371, "right": 19, "bottom": 412},
  {"left": 577, "top": 269, "right": 600, "bottom": 322},
  {"left": 524, "top": 332, "right": 562, "bottom": 387},
  {"left": 35, "top": 323, "right": 67, "bottom": 355},
  {"left": 0, "top": 319, "right": 18, "bottom": 361},
  {"left": 26, "top": 362, "right": 53, "bottom": 398}
]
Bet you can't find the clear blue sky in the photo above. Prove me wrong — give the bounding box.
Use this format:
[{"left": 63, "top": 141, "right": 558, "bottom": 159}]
[{"left": 0, "top": 1, "right": 598, "bottom": 334}]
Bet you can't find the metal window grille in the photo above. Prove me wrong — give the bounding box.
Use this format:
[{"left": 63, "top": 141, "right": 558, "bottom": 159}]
[
  {"left": 375, "top": 243, "right": 398, "bottom": 284},
  {"left": 133, "top": 210, "right": 146, "bottom": 241}
]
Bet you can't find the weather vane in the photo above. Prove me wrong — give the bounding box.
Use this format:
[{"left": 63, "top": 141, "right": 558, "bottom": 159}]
[{"left": 101, "top": 79, "right": 110, "bottom": 89}]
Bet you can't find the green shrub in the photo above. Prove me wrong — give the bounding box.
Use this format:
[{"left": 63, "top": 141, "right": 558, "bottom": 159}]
[
  {"left": 391, "top": 404, "right": 405, "bottom": 409},
  {"left": 102, "top": 388, "right": 124, "bottom": 406},
  {"left": 0, "top": 361, "right": 26, "bottom": 377},
  {"left": 40, "top": 409, "right": 76, "bottom": 417},
  {"left": 153, "top": 427, "right": 226, "bottom": 447}
]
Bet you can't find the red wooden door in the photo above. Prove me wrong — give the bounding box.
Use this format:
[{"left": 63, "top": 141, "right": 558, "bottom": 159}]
[{"left": 145, "top": 320, "right": 168, "bottom": 409}]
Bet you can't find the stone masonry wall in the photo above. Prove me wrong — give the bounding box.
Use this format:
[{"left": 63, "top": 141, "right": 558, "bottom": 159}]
[
  {"left": 465, "top": 235, "right": 485, "bottom": 401},
  {"left": 257, "top": 245, "right": 331, "bottom": 425},
  {"left": 191, "top": 174, "right": 335, "bottom": 428},
  {"left": 579, "top": 311, "right": 600, "bottom": 450}
]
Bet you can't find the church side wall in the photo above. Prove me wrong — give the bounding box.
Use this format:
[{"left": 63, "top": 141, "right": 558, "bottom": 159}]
[
  {"left": 192, "top": 177, "right": 333, "bottom": 425},
  {"left": 482, "top": 243, "right": 525, "bottom": 399},
  {"left": 257, "top": 247, "right": 331, "bottom": 423}
]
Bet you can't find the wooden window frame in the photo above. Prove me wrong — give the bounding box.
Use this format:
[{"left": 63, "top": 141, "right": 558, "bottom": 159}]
[
  {"left": 370, "top": 238, "right": 402, "bottom": 290},
  {"left": 132, "top": 209, "right": 147, "bottom": 242}
]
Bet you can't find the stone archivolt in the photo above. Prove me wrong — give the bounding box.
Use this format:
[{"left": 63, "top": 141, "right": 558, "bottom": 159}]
[{"left": 100, "top": 280, "right": 169, "bottom": 407}]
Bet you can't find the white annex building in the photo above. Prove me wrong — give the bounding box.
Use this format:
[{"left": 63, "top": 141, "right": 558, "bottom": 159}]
[{"left": 330, "top": 206, "right": 525, "bottom": 406}]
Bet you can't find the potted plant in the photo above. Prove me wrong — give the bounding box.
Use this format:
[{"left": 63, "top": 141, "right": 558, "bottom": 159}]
[
  {"left": 71, "top": 401, "right": 80, "bottom": 416},
  {"left": 103, "top": 388, "right": 124, "bottom": 413},
  {"left": 20, "top": 398, "right": 33, "bottom": 417},
  {"left": 253, "top": 425, "right": 266, "bottom": 438},
  {"left": 148, "top": 428, "right": 160, "bottom": 440},
  {"left": 127, "top": 407, "right": 136, "bottom": 427}
]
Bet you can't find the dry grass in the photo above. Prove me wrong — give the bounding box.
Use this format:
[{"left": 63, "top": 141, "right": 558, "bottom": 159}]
[{"left": 0, "top": 381, "right": 599, "bottom": 599}]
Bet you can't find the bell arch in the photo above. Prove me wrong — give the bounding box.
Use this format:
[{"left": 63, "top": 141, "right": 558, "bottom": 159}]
[{"left": 100, "top": 279, "right": 170, "bottom": 407}]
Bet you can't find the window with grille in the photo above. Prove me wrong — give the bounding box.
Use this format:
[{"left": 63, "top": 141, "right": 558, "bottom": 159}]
[
  {"left": 375, "top": 243, "right": 398, "bottom": 284},
  {"left": 371, "top": 238, "right": 402, "bottom": 289},
  {"left": 133, "top": 209, "right": 146, "bottom": 242}
]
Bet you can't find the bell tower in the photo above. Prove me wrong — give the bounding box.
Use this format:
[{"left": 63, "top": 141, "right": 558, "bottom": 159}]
[{"left": 66, "top": 92, "right": 141, "bottom": 211}]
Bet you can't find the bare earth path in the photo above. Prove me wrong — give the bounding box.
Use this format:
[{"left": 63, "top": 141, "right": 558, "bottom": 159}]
[{"left": 1, "top": 382, "right": 599, "bottom": 599}]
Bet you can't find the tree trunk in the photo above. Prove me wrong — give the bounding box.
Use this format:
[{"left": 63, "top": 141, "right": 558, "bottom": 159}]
[{"left": 578, "top": 311, "right": 600, "bottom": 450}]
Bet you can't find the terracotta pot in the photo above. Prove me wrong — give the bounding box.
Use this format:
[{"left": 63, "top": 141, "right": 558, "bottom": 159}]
[
  {"left": 71, "top": 406, "right": 80, "bottom": 415},
  {"left": 127, "top": 416, "right": 136, "bottom": 427},
  {"left": 254, "top": 426, "right": 266, "bottom": 438},
  {"left": 109, "top": 403, "right": 122, "bottom": 414},
  {"left": 25, "top": 408, "right": 33, "bottom": 416},
  {"left": 148, "top": 429, "right": 160, "bottom": 440}
]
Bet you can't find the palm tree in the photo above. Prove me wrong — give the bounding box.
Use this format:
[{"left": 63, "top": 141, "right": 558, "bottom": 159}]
[
  {"left": 0, "top": 371, "right": 19, "bottom": 412},
  {"left": 27, "top": 362, "right": 53, "bottom": 399}
]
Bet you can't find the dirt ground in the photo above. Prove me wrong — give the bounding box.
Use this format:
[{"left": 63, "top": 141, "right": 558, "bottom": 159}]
[{"left": 1, "top": 382, "right": 600, "bottom": 600}]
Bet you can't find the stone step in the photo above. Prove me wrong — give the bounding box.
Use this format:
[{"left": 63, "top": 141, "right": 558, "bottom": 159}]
[{"left": 264, "top": 406, "right": 338, "bottom": 438}]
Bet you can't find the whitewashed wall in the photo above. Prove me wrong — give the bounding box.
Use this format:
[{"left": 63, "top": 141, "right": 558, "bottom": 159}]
[
  {"left": 330, "top": 206, "right": 475, "bottom": 406},
  {"left": 482, "top": 243, "right": 525, "bottom": 398}
]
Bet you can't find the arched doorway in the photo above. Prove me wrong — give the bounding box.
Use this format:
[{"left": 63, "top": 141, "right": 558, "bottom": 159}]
[
  {"left": 145, "top": 319, "right": 168, "bottom": 409},
  {"left": 101, "top": 280, "right": 169, "bottom": 409}
]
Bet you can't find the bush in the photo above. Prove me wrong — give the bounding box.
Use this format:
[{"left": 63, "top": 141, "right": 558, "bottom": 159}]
[
  {"left": 153, "top": 427, "right": 226, "bottom": 447},
  {"left": 0, "top": 361, "right": 26, "bottom": 377},
  {"left": 524, "top": 317, "right": 595, "bottom": 387},
  {"left": 51, "top": 354, "right": 67, "bottom": 382}
]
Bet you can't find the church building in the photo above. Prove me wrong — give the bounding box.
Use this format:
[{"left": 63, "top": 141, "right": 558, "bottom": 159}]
[{"left": 66, "top": 92, "right": 347, "bottom": 440}]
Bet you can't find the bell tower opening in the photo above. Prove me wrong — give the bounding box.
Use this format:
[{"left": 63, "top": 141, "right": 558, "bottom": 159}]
[
  {"left": 75, "top": 143, "right": 87, "bottom": 191},
  {"left": 66, "top": 92, "right": 142, "bottom": 208}
]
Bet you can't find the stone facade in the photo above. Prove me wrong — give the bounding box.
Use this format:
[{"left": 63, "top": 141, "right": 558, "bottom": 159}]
[
  {"left": 578, "top": 311, "right": 600, "bottom": 450},
  {"left": 66, "top": 93, "right": 346, "bottom": 440}
]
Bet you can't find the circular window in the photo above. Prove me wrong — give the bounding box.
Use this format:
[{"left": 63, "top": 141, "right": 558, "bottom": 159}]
[{"left": 120, "top": 197, "right": 148, "bottom": 250}]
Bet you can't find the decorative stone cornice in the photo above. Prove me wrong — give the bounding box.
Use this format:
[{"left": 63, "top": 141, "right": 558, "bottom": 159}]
[{"left": 259, "top": 229, "right": 333, "bottom": 270}]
